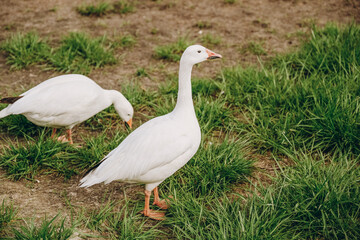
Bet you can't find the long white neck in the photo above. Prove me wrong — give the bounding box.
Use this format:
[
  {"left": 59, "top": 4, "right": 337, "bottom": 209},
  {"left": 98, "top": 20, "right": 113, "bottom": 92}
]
[
  {"left": 107, "top": 90, "right": 127, "bottom": 108},
  {"left": 173, "top": 60, "right": 195, "bottom": 114}
]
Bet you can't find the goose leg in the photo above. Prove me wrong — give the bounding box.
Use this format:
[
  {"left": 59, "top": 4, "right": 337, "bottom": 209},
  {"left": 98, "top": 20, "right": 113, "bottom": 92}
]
[
  {"left": 51, "top": 128, "right": 57, "bottom": 138},
  {"left": 141, "top": 190, "right": 165, "bottom": 220},
  {"left": 66, "top": 129, "right": 73, "bottom": 144},
  {"left": 153, "top": 187, "right": 170, "bottom": 209}
]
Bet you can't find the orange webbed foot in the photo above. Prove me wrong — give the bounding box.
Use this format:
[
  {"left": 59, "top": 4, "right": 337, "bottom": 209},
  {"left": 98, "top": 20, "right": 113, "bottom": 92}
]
[
  {"left": 153, "top": 199, "right": 170, "bottom": 210},
  {"left": 141, "top": 209, "right": 166, "bottom": 221},
  {"left": 57, "top": 135, "right": 69, "bottom": 143}
]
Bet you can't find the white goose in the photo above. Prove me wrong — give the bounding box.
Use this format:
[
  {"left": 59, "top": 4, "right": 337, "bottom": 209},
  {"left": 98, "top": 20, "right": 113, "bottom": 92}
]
[
  {"left": 80, "top": 45, "right": 222, "bottom": 220},
  {"left": 0, "top": 74, "right": 133, "bottom": 143}
]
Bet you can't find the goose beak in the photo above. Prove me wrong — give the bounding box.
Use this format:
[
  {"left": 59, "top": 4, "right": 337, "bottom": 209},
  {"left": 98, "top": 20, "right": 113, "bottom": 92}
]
[
  {"left": 206, "top": 49, "right": 222, "bottom": 60},
  {"left": 125, "top": 119, "right": 132, "bottom": 129}
]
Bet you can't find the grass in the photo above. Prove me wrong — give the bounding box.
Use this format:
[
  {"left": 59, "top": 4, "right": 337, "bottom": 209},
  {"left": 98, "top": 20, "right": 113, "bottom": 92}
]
[
  {"left": 48, "top": 32, "right": 116, "bottom": 74},
  {"left": 166, "top": 152, "right": 360, "bottom": 239},
  {"left": 224, "top": 0, "right": 237, "bottom": 4},
  {"left": 154, "top": 37, "right": 193, "bottom": 61},
  {"left": 223, "top": 23, "right": 360, "bottom": 155},
  {"left": 165, "top": 139, "right": 252, "bottom": 197},
  {"left": 0, "top": 32, "right": 50, "bottom": 69},
  {"left": 0, "top": 200, "right": 16, "bottom": 234},
  {"left": 77, "top": 1, "right": 135, "bottom": 16},
  {"left": 12, "top": 215, "right": 74, "bottom": 240},
  {"left": 83, "top": 199, "right": 163, "bottom": 239},
  {"left": 240, "top": 41, "right": 267, "bottom": 55},
  {"left": 195, "top": 21, "right": 212, "bottom": 29},
  {"left": 112, "top": 34, "right": 136, "bottom": 48},
  {"left": 112, "top": 0, "right": 136, "bottom": 14},
  {"left": 200, "top": 33, "right": 221, "bottom": 46},
  {"left": 77, "top": 2, "right": 112, "bottom": 16},
  {"left": 0, "top": 133, "right": 74, "bottom": 180},
  {"left": 0, "top": 130, "right": 129, "bottom": 181},
  {"left": 0, "top": 113, "right": 41, "bottom": 137},
  {"left": 1, "top": 31, "right": 118, "bottom": 74}
]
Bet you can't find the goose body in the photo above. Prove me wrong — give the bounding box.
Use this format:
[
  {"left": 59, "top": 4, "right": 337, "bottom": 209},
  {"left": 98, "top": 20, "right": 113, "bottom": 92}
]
[
  {"left": 80, "top": 106, "right": 201, "bottom": 191},
  {"left": 0, "top": 74, "right": 133, "bottom": 143},
  {"left": 80, "top": 45, "right": 222, "bottom": 219}
]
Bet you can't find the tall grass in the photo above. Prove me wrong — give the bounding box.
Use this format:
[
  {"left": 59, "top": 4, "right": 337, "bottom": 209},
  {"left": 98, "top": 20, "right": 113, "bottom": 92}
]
[
  {"left": 1, "top": 32, "right": 117, "bottom": 74},
  {"left": 0, "top": 131, "right": 128, "bottom": 180},
  {"left": 0, "top": 32, "right": 50, "bottom": 69},
  {"left": 48, "top": 32, "right": 116, "bottom": 74},
  {"left": 12, "top": 215, "right": 74, "bottom": 239},
  {"left": 84, "top": 199, "right": 163, "bottom": 239},
  {"left": 167, "top": 152, "right": 360, "bottom": 239},
  {"left": 0, "top": 113, "right": 41, "bottom": 137},
  {"left": 165, "top": 139, "right": 252, "bottom": 197},
  {"left": 222, "top": 23, "right": 360, "bottom": 154},
  {"left": 0, "top": 133, "right": 74, "bottom": 180},
  {"left": 0, "top": 200, "right": 16, "bottom": 235}
]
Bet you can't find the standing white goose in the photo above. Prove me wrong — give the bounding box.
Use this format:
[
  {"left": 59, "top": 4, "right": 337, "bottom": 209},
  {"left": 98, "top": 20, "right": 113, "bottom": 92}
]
[
  {"left": 0, "top": 74, "right": 133, "bottom": 143},
  {"left": 80, "top": 45, "right": 222, "bottom": 220}
]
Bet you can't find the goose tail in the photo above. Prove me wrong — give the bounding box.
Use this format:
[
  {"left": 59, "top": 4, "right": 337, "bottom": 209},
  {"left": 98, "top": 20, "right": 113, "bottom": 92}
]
[{"left": 0, "top": 108, "right": 9, "bottom": 119}]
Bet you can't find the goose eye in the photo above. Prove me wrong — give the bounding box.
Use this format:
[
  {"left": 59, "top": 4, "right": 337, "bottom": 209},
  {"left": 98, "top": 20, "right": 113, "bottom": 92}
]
[{"left": 197, "top": 50, "right": 201, "bottom": 53}]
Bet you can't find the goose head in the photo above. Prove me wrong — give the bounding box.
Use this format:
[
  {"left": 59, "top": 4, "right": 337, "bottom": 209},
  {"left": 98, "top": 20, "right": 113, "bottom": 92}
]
[
  {"left": 110, "top": 90, "right": 134, "bottom": 128},
  {"left": 180, "top": 45, "right": 222, "bottom": 66}
]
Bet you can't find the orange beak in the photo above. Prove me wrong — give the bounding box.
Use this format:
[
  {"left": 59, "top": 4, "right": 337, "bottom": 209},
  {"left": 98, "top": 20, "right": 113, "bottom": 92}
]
[
  {"left": 206, "top": 49, "right": 222, "bottom": 60},
  {"left": 125, "top": 118, "right": 132, "bottom": 129}
]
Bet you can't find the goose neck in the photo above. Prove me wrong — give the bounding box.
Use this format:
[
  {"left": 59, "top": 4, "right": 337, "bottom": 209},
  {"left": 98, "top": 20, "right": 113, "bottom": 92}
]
[{"left": 174, "top": 61, "right": 194, "bottom": 112}]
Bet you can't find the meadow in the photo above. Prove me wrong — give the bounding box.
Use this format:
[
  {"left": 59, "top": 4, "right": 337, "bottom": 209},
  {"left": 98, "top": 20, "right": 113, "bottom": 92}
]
[{"left": 0, "top": 0, "right": 360, "bottom": 239}]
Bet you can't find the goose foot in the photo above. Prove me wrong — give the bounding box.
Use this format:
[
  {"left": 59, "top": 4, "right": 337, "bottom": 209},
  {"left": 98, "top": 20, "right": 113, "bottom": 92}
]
[
  {"left": 57, "top": 135, "right": 69, "bottom": 143},
  {"left": 141, "top": 209, "right": 166, "bottom": 221},
  {"left": 56, "top": 129, "right": 73, "bottom": 144},
  {"left": 153, "top": 199, "right": 170, "bottom": 210}
]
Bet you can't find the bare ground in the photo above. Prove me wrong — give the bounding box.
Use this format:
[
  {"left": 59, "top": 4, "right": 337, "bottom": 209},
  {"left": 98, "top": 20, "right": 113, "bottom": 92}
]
[{"left": 0, "top": 0, "right": 359, "bottom": 237}]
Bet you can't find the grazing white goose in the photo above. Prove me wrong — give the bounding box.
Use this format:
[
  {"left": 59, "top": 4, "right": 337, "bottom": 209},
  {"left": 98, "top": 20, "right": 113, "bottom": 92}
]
[
  {"left": 80, "top": 45, "right": 222, "bottom": 220},
  {"left": 0, "top": 74, "right": 133, "bottom": 143}
]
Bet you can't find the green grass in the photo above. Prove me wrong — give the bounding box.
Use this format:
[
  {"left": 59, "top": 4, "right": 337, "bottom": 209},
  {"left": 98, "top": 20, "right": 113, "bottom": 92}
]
[
  {"left": 0, "top": 200, "right": 16, "bottom": 234},
  {"left": 12, "top": 215, "right": 74, "bottom": 240},
  {"left": 165, "top": 139, "right": 252, "bottom": 197},
  {"left": 195, "top": 21, "right": 212, "bottom": 29},
  {"left": 0, "top": 134, "right": 74, "bottom": 180},
  {"left": 240, "top": 41, "right": 267, "bottom": 56},
  {"left": 0, "top": 32, "right": 50, "bottom": 69},
  {"left": 154, "top": 37, "right": 193, "bottom": 61},
  {"left": 0, "top": 130, "right": 129, "bottom": 181},
  {"left": 1, "top": 32, "right": 117, "bottom": 74},
  {"left": 278, "top": 23, "right": 360, "bottom": 75},
  {"left": 84, "top": 106, "right": 125, "bottom": 131},
  {"left": 224, "top": 0, "right": 237, "bottom": 4},
  {"left": 166, "top": 152, "right": 360, "bottom": 239},
  {"left": 77, "top": 1, "right": 135, "bottom": 16},
  {"left": 112, "top": 0, "right": 136, "bottom": 14},
  {"left": 112, "top": 34, "right": 136, "bottom": 48},
  {"left": 223, "top": 23, "right": 360, "bottom": 154},
  {"left": 77, "top": 2, "right": 112, "bottom": 16},
  {"left": 0, "top": 113, "right": 42, "bottom": 137},
  {"left": 83, "top": 199, "right": 162, "bottom": 239},
  {"left": 200, "top": 33, "right": 221, "bottom": 46},
  {"left": 48, "top": 32, "right": 116, "bottom": 74}
]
